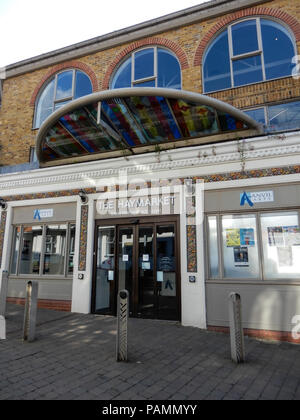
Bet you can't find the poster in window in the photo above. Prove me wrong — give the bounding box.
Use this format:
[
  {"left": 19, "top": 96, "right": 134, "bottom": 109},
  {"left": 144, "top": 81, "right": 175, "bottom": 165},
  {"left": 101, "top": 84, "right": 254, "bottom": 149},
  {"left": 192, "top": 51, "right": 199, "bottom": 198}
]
[
  {"left": 226, "top": 229, "right": 241, "bottom": 247},
  {"left": 240, "top": 228, "right": 255, "bottom": 246},
  {"left": 268, "top": 227, "right": 284, "bottom": 247},
  {"left": 234, "top": 247, "right": 249, "bottom": 267},
  {"left": 277, "top": 246, "right": 293, "bottom": 267},
  {"left": 283, "top": 226, "right": 300, "bottom": 247}
]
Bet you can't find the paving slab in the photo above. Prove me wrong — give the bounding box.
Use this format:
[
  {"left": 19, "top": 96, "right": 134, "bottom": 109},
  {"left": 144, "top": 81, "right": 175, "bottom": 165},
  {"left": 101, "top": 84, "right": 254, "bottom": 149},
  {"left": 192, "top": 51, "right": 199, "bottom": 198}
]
[{"left": 0, "top": 303, "right": 300, "bottom": 401}]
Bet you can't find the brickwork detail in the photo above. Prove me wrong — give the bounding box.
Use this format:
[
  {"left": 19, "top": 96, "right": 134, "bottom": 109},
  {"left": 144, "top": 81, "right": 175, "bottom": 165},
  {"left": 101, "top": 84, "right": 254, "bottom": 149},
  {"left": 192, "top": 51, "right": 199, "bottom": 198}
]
[{"left": 7, "top": 297, "right": 71, "bottom": 312}]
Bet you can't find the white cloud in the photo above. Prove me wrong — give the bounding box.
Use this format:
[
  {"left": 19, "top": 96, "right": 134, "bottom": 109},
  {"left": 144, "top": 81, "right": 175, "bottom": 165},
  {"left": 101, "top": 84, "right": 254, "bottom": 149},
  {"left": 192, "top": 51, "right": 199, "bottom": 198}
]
[{"left": 0, "top": 0, "right": 206, "bottom": 67}]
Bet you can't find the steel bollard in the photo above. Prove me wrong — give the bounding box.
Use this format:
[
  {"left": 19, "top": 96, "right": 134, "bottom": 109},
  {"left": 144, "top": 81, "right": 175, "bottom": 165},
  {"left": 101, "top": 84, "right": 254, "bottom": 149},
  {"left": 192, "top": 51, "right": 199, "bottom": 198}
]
[
  {"left": 228, "top": 292, "right": 245, "bottom": 364},
  {"left": 23, "top": 281, "right": 39, "bottom": 342},
  {"left": 0, "top": 315, "right": 5, "bottom": 340},
  {"left": 116, "top": 290, "right": 129, "bottom": 362},
  {"left": 0, "top": 271, "right": 9, "bottom": 317}
]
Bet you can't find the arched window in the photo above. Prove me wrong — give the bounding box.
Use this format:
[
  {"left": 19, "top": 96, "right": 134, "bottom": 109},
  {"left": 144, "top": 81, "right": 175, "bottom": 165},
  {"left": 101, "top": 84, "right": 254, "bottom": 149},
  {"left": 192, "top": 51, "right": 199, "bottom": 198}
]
[
  {"left": 111, "top": 47, "right": 181, "bottom": 90},
  {"left": 203, "top": 18, "right": 296, "bottom": 93},
  {"left": 34, "top": 69, "right": 93, "bottom": 128}
]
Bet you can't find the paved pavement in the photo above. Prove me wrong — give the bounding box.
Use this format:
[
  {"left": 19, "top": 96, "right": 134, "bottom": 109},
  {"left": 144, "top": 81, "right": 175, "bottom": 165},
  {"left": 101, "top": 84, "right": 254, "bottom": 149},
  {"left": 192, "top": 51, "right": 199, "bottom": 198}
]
[{"left": 0, "top": 303, "right": 300, "bottom": 401}]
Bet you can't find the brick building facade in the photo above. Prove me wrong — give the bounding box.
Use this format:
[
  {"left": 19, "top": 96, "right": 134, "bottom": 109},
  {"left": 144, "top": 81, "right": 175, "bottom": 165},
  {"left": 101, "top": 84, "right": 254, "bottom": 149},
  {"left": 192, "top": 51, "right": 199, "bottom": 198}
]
[{"left": 1, "top": 0, "right": 300, "bottom": 343}]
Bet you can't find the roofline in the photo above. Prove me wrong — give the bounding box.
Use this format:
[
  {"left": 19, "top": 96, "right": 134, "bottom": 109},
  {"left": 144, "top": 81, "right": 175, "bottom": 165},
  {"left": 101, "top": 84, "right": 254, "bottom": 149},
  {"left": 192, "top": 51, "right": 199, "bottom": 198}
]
[
  {"left": 5, "top": 0, "right": 270, "bottom": 79},
  {"left": 36, "top": 87, "right": 262, "bottom": 166}
]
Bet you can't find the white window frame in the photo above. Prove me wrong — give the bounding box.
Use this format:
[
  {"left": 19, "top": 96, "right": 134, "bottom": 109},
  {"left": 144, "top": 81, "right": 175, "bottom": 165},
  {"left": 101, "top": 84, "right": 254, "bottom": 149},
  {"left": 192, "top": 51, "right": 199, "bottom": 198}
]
[
  {"left": 34, "top": 69, "right": 92, "bottom": 129},
  {"left": 110, "top": 46, "right": 182, "bottom": 90},
  {"left": 10, "top": 222, "right": 76, "bottom": 278},
  {"left": 203, "top": 17, "right": 297, "bottom": 93},
  {"left": 206, "top": 209, "right": 300, "bottom": 282}
]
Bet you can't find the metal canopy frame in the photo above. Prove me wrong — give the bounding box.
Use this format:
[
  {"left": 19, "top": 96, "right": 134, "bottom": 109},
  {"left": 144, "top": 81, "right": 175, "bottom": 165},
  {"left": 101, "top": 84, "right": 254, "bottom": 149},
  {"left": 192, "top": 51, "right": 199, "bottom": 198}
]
[{"left": 36, "top": 87, "right": 262, "bottom": 167}]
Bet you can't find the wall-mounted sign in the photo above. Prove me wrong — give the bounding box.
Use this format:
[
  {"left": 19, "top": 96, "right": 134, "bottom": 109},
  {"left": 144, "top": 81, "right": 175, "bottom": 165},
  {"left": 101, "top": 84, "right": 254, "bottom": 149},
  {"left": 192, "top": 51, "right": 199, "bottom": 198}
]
[
  {"left": 33, "top": 209, "right": 54, "bottom": 220},
  {"left": 240, "top": 191, "right": 274, "bottom": 206}
]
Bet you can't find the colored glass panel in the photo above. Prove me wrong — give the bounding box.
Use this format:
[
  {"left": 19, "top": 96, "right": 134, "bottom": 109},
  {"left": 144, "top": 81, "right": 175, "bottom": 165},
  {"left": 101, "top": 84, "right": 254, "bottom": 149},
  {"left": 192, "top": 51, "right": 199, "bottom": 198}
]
[
  {"left": 102, "top": 100, "right": 146, "bottom": 146},
  {"left": 59, "top": 108, "right": 119, "bottom": 152},
  {"left": 38, "top": 94, "right": 254, "bottom": 164},
  {"left": 169, "top": 99, "right": 218, "bottom": 137}
]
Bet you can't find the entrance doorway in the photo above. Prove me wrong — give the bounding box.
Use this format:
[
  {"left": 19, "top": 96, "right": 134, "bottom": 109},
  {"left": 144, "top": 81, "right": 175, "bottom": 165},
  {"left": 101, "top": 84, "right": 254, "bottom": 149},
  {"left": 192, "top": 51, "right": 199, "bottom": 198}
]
[{"left": 92, "top": 217, "right": 180, "bottom": 321}]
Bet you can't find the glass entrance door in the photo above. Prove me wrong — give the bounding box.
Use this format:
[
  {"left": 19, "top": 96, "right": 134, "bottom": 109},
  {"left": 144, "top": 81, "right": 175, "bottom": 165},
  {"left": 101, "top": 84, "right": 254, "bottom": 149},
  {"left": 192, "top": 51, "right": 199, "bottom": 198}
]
[{"left": 93, "top": 219, "right": 180, "bottom": 320}]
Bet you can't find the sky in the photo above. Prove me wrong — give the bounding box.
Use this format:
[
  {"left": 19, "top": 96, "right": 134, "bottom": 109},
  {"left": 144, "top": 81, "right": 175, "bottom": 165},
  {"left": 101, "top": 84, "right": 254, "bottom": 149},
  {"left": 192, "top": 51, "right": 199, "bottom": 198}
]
[{"left": 0, "top": 0, "right": 207, "bottom": 68}]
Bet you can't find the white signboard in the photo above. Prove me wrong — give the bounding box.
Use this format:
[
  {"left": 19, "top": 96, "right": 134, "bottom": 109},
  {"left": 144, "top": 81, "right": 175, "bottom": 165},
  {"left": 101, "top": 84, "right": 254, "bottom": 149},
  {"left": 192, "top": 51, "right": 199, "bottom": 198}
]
[
  {"left": 240, "top": 191, "right": 274, "bottom": 205},
  {"left": 33, "top": 209, "right": 54, "bottom": 220}
]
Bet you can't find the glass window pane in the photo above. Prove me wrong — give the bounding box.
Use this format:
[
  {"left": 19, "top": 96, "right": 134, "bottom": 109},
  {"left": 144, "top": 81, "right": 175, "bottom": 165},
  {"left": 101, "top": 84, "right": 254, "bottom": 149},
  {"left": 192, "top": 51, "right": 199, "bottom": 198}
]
[
  {"left": 157, "top": 48, "right": 181, "bottom": 90},
  {"left": 95, "top": 227, "right": 115, "bottom": 313},
  {"left": 261, "top": 212, "right": 300, "bottom": 279},
  {"left": 261, "top": 19, "right": 295, "bottom": 80},
  {"left": 43, "top": 225, "right": 67, "bottom": 275},
  {"left": 134, "top": 48, "right": 154, "bottom": 80},
  {"left": 111, "top": 57, "right": 132, "bottom": 89},
  {"left": 19, "top": 226, "right": 43, "bottom": 275},
  {"left": 232, "top": 20, "right": 259, "bottom": 56},
  {"left": 244, "top": 108, "right": 266, "bottom": 126},
  {"left": 68, "top": 224, "right": 76, "bottom": 275},
  {"left": 35, "top": 78, "right": 55, "bottom": 128},
  {"left": 268, "top": 101, "right": 300, "bottom": 132},
  {"left": 10, "top": 226, "right": 21, "bottom": 275},
  {"left": 233, "top": 55, "right": 263, "bottom": 87},
  {"left": 74, "top": 71, "right": 92, "bottom": 99},
  {"left": 138, "top": 227, "right": 154, "bottom": 317},
  {"left": 203, "top": 30, "right": 231, "bottom": 92},
  {"left": 208, "top": 216, "right": 219, "bottom": 278},
  {"left": 56, "top": 71, "right": 73, "bottom": 100},
  {"left": 222, "top": 214, "right": 259, "bottom": 279}
]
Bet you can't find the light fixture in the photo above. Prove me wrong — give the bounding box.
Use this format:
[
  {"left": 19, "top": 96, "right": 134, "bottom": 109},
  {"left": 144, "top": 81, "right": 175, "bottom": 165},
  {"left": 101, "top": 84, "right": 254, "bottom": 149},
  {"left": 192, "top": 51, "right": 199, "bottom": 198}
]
[
  {"left": 0, "top": 198, "right": 7, "bottom": 210},
  {"left": 79, "top": 190, "right": 88, "bottom": 204}
]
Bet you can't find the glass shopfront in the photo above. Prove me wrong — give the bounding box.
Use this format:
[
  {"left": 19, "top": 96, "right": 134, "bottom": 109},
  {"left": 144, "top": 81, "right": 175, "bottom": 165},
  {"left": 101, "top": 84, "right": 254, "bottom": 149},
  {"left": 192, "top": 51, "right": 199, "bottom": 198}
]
[
  {"left": 92, "top": 216, "right": 180, "bottom": 321},
  {"left": 207, "top": 210, "right": 300, "bottom": 281}
]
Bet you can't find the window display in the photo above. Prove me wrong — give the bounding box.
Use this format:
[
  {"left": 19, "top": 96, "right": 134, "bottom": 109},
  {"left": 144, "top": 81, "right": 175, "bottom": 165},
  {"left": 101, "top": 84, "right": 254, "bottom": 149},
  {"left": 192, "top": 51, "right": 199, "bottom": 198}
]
[{"left": 208, "top": 210, "right": 300, "bottom": 281}]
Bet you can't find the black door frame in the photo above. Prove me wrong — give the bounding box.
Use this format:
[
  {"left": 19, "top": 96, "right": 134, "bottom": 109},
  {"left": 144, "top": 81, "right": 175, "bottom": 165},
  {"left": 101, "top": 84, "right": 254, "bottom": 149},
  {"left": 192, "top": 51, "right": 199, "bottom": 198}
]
[{"left": 91, "top": 215, "right": 181, "bottom": 321}]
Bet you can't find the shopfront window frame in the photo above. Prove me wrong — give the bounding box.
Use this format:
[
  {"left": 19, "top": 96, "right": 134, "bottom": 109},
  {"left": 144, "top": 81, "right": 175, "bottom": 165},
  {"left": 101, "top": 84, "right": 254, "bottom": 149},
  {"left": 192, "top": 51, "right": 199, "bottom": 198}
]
[
  {"left": 10, "top": 222, "right": 76, "bottom": 278},
  {"left": 206, "top": 209, "right": 300, "bottom": 283}
]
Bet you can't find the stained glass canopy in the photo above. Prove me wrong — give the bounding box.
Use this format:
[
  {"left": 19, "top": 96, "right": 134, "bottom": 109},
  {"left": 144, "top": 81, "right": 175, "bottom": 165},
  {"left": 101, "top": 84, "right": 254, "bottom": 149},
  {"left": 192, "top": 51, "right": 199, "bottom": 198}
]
[{"left": 36, "top": 88, "right": 261, "bottom": 167}]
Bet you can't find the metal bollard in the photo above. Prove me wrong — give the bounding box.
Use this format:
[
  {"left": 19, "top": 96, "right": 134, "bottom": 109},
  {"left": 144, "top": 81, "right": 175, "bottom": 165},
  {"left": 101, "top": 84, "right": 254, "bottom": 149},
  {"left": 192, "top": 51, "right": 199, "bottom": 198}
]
[
  {"left": 116, "top": 290, "right": 129, "bottom": 362},
  {"left": 0, "top": 315, "right": 5, "bottom": 340},
  {"left": 228, "top": 292, "right": 245, "bottom": 364},
  {"left": 0, "top": 271, "right": 9, "bottom": 317},
  {"left": 23, "top": 281, "right": 39, "bottom": 342}
]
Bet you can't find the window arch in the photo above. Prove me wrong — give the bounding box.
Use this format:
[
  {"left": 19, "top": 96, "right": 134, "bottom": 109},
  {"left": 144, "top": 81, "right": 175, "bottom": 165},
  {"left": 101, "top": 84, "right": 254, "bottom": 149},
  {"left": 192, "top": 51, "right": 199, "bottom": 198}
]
[
  {"left": 203, "top": 18, "right": 296, "bottom": 93},
  {"left": 34, "top": 69, "right": 93, "bottom": 128},
  {"left": 110, "top": 47, "right": 182, "bottom": 90}
]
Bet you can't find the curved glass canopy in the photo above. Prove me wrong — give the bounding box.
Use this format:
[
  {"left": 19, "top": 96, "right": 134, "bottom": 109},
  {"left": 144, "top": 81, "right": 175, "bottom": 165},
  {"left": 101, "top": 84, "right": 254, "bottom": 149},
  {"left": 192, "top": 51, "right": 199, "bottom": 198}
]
[{"left": 36, "top": 88, "right": 261, "bottom": 167}]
